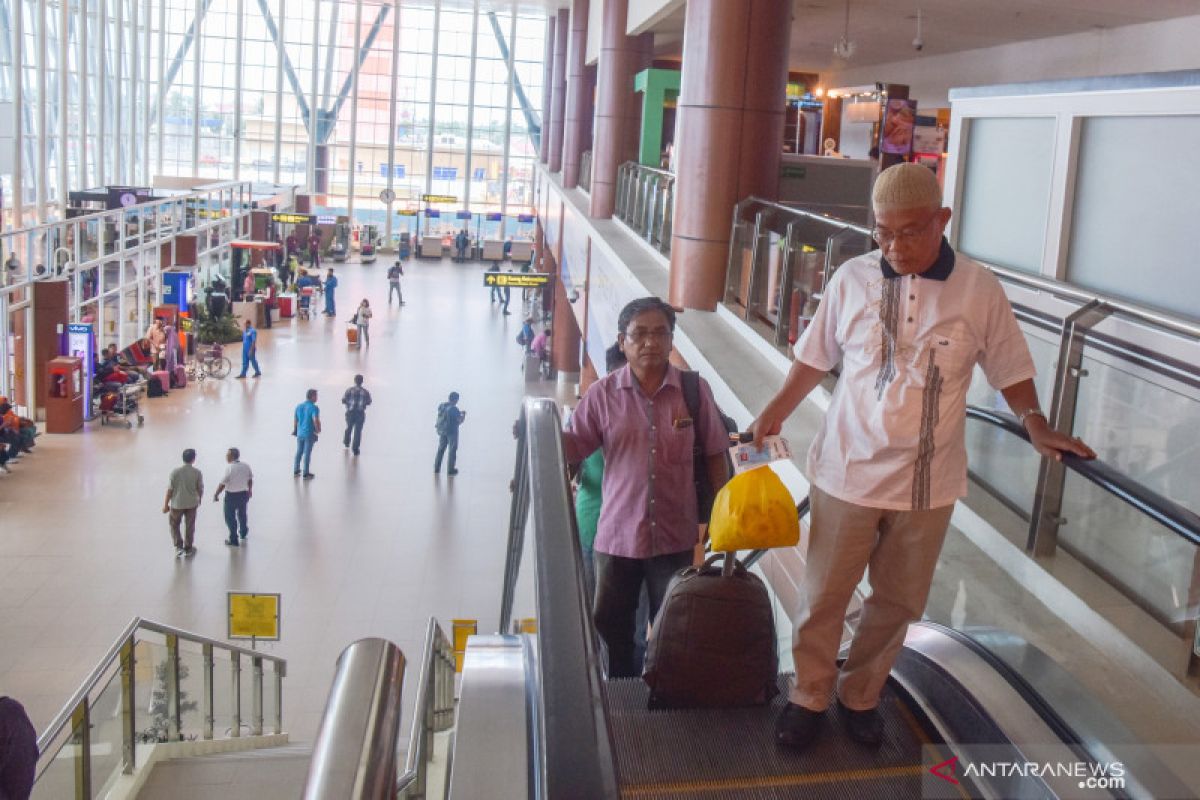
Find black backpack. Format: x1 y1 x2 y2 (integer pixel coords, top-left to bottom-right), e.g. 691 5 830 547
680 370 738 523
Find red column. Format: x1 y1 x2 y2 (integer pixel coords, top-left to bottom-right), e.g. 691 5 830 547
551 274 582 377
547 10 570 173
562 0 590 188
539 16 555 164
669 0 789 310
589 0 639 218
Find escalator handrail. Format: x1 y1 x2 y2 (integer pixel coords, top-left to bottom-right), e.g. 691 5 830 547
500 398 620 800
966 404 1200 546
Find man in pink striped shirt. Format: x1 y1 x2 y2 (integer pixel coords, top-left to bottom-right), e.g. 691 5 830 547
563 297 729 678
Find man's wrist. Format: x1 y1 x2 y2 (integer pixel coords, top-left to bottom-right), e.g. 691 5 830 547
1017 408 1046 428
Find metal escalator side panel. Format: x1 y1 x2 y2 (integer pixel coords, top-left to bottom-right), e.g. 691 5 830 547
898 623 1124 799
524 397 621 800
448 635 531 800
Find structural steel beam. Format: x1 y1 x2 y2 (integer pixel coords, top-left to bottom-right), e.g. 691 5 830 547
487 10 540 147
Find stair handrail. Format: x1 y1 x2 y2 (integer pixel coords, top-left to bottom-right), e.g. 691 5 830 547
34 616 287 797
301 620 455 800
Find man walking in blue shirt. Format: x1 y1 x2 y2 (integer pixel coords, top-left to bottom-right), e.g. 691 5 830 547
293 389 321 478
235 320 262 378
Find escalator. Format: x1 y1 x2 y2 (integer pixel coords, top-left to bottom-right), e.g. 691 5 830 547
297 397 1195 799
473 398 1189 800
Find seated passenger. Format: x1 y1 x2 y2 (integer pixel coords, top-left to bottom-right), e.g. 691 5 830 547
561 297 730 679
0 402 35 453
752 163 1097 750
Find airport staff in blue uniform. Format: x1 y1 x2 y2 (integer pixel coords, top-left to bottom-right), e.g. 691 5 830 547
323 268 338 316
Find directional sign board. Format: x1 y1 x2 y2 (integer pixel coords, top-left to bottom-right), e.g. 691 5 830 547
271 213 316 225
483 273 552 289
421 194 457 204
228 592 281 641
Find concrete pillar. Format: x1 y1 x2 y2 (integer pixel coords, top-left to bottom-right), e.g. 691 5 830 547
539 16 555 164
562 0 590 189
547 10 569 172
669 0 790 311
589 0 640 218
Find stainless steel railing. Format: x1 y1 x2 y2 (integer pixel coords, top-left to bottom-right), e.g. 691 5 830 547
614 162 674 254
578 150 593 193
32 617 286 799
301 619 456 799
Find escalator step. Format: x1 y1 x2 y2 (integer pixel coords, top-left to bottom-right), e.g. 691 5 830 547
605 674 934 799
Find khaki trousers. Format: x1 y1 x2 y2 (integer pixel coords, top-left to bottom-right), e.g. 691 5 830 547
168 507 198 550
789 485 953 712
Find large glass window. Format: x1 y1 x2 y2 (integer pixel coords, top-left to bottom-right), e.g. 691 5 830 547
1 0 545 224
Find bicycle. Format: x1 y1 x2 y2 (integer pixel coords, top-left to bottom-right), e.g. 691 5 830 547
190 342 232 381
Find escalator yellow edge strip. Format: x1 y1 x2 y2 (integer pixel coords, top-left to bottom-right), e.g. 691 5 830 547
620 764 926 797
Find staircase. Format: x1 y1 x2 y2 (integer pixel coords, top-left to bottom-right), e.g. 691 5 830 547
136 743 312 800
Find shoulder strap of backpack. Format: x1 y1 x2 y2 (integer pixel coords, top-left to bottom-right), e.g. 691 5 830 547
680 370 705 453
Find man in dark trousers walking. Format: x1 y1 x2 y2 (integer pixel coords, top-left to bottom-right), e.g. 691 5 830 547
342 374 372 456
387 260 405 305
434 391 466 476
213 447 253 546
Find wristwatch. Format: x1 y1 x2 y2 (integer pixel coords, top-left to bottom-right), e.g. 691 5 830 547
1017 408 1046 427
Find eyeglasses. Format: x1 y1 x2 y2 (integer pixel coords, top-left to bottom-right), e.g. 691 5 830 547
623 328 672 344
871 212 940 247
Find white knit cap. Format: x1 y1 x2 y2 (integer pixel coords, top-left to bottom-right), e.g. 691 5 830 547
872 163 942 210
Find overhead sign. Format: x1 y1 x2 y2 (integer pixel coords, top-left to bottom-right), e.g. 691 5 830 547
455 210 472 219
398 209 418 217
421 194 457 204
316 214 338 225
484 272 551 288
424 209 441 218
271 212 316 225
516 213 534 223
228 592 281 641
485 212 502 222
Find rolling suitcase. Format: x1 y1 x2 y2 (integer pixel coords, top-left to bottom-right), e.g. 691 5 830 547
345 323 358 346
172 365 187 388
150 370 170 396
642 553 779 709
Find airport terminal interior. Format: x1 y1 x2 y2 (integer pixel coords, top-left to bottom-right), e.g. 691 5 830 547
1 0 1199 798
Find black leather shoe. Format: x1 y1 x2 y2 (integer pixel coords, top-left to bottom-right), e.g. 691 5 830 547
775 703 823 749
838 701 883 746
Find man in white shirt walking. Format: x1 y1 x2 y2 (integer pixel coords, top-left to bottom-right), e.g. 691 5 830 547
752 163 1096 750
213 447 254 547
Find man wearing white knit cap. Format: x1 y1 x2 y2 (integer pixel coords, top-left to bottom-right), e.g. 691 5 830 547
752 163 1095 750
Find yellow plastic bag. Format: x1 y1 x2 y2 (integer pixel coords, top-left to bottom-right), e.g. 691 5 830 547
709 467 800 552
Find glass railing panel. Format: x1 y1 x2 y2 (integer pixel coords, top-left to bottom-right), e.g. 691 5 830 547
1058 472 1193 632
263 661 279 735
511 511 539 634
212 650 239 738
963 332 1059 517
134 641 170 744
1071 350 1199 512
178 645 207 741
240 657 258 735
87 670 126 799
726 220 756 306
30 718 80 800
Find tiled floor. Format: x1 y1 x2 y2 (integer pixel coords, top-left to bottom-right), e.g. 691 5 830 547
0 255 557 743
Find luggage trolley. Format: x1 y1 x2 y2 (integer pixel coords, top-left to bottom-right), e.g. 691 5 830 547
96 382 145 428
297 287 316 319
